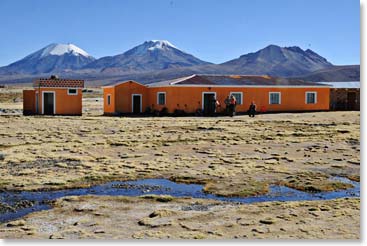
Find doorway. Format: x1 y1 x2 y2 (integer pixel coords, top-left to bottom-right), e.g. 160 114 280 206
43 92 55 115
132 94 142 113
347 92 358 110
202 92 216 115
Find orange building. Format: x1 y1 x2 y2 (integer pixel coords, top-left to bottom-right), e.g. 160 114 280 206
23 77 84 115
103 74 331 115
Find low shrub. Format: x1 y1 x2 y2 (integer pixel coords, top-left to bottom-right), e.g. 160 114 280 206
173 109 186 116
144 106 152 114
160 107 168 116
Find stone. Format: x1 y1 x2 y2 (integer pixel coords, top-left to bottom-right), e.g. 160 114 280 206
259 218 276 225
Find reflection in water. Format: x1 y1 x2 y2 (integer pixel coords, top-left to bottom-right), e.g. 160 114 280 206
0 177 360 223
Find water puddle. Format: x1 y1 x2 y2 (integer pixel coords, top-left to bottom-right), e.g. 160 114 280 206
0 177 360 223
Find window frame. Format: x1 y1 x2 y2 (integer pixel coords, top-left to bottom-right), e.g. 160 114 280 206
230 92 243 105
107 94 111 105
157 92 166 105
67 88 78 95
269 92 281 105
305 91 317 104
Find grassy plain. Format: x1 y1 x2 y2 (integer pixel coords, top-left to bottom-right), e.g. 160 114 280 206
0 87 360 239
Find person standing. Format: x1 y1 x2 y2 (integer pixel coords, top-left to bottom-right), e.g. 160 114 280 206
210 96 218 116
215 98 221 111
229 95 237 117
224 96 230 116
248 101 256 117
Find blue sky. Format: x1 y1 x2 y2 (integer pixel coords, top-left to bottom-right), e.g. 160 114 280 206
0 0 360 66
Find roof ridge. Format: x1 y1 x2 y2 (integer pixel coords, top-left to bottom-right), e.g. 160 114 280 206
102 80 146 88
169 74 197 85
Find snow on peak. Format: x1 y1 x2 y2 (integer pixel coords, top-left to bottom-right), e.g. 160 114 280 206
41 43 91 58
148 40 177 51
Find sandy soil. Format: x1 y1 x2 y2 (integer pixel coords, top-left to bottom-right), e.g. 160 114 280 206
0 89 360 239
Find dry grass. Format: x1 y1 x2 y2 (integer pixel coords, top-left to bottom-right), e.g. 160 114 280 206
0 88 360 239
0 195 360 239
0 100 360 197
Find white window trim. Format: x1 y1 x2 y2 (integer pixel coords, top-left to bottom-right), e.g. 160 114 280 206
67 88 78 95
230 91 243 105
107 94 111 105
305 91 317 104
41 91 56 115
35 91 39 114
131 94 142 113
269 92 281 105
202 92 217 111
157 92 166 105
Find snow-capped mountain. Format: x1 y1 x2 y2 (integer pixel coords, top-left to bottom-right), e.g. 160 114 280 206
0 42 359 85
83 40 210 73
147 40 178 51
0 43 95 75
38 43 92 58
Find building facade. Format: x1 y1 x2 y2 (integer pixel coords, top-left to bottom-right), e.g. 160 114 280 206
319 82 360 111
23 77 84 115
103 75 331 115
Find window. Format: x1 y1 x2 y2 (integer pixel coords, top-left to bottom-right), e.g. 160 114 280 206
230 92 243 105
157 92 166 105
68 88 77 95
269 92 281 104
306 92 317 104
107 95 111 105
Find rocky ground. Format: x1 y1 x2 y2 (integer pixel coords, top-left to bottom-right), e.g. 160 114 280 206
0 88 360 239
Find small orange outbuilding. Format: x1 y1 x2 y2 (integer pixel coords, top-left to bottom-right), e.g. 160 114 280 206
23 77 84 115
103 74 331 115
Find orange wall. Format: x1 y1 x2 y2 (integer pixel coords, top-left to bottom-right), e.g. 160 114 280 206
23 90 36 115
103 87 115 114
30 88 82 115
103 82 330 114
148 86 330 113
103 81 149 114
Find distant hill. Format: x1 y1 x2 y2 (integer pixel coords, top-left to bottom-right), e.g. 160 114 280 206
290 65 360 82
220 45 333 77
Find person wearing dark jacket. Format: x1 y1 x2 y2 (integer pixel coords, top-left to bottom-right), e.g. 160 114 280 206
224 96 230 115
248 101 256 117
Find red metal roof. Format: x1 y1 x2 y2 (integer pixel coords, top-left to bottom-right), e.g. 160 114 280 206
146 74 329 87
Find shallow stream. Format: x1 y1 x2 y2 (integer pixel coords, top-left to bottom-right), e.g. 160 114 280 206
0 176 360 223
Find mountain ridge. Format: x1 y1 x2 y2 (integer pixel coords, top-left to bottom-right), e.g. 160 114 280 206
0 41 359 85
290 65 360 82
83 40 211 73
221 45 333 76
